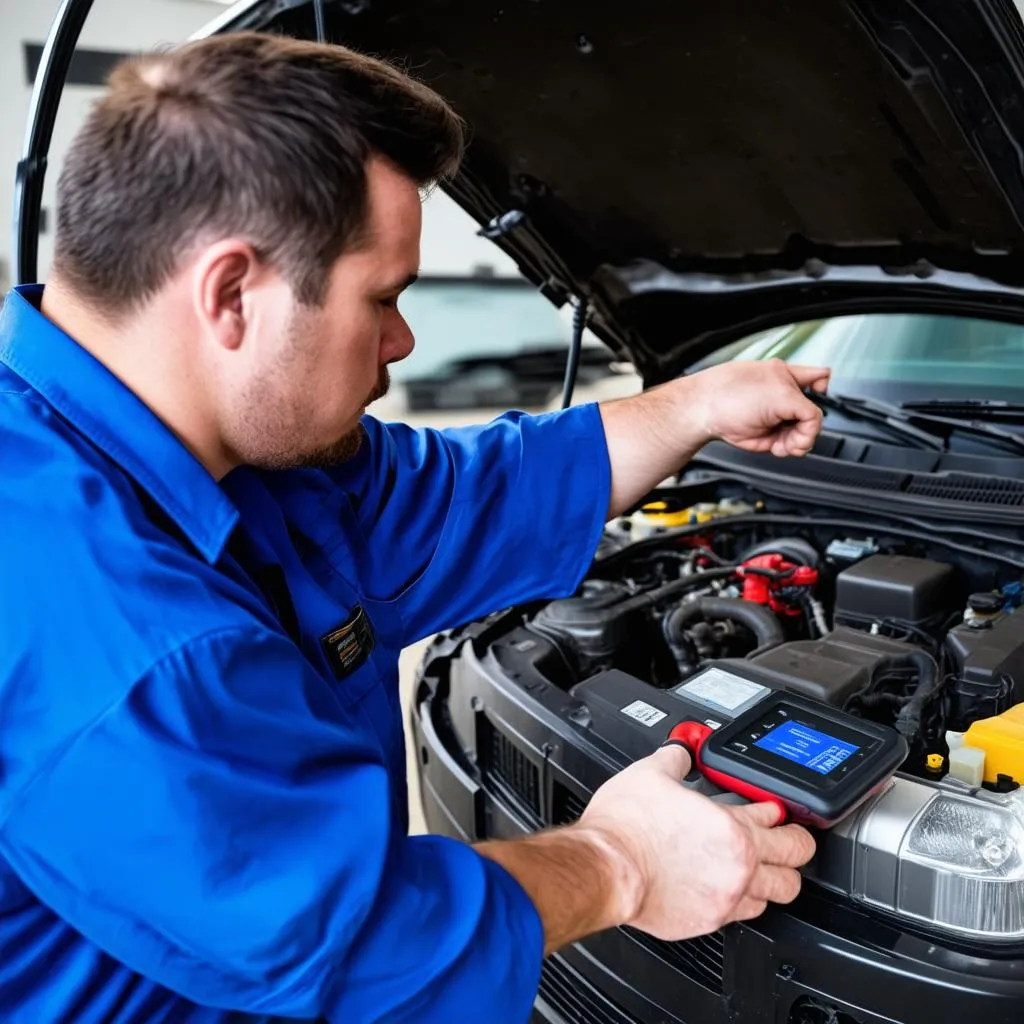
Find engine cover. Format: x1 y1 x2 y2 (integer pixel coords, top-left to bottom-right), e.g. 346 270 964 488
833 554 961 635
743 626 922 706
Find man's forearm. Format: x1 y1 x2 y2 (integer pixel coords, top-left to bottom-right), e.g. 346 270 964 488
598 376 711 519
474 825 640 955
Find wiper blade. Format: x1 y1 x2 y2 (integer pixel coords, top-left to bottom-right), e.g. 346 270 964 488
806 391 945 451
808 391 1024 454
901 398 1024 420
899 402 1024 454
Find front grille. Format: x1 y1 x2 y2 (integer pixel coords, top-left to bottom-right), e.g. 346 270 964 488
622 926 726 992
482 726 541 820
552 781 589 825
536 956 642 1024
552 782 726 992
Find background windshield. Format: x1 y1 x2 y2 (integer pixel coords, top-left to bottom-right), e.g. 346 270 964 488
691 313 1024 404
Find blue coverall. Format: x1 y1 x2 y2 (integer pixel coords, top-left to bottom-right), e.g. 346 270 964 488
0 285 611 1023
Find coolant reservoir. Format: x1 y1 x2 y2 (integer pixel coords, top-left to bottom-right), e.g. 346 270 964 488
963 704 1024 786
624 498 755 539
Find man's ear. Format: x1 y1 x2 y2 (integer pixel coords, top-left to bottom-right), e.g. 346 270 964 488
192 240 262 351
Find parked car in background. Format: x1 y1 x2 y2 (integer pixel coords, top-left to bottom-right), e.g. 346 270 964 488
404 344 617 410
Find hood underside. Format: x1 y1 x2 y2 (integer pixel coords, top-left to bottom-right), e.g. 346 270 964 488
243 0 1024 382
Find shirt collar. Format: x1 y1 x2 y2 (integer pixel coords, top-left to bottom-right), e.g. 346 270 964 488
0 285 239 563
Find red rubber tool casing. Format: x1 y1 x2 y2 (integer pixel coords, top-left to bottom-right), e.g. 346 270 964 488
664 721 789 822
661 689 908 829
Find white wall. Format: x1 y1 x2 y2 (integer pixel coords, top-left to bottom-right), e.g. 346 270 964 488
0 0 519 290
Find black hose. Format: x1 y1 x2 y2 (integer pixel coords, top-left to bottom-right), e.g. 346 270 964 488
612 567 737 614
737 536 820 567
847 651 940 739
665 597 785 651
892 651 941 739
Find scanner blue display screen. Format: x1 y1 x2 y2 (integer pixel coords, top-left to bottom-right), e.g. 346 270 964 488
753 720 859 775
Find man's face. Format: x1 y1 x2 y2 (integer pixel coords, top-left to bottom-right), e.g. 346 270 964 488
222 157 421 470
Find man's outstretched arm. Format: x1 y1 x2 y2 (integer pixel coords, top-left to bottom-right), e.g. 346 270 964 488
333 357 829 647
476 743 817 956
599 358 831 518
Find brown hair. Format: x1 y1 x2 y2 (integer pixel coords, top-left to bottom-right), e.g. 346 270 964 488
52 31 465 311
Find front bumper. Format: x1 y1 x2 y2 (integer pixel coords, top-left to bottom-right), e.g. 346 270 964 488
409 639 1024 1024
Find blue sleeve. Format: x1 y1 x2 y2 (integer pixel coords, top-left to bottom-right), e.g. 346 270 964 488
341 402 611 643
0 628 542 1023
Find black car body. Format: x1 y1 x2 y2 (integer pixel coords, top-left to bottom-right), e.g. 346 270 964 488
21 1 1024 1022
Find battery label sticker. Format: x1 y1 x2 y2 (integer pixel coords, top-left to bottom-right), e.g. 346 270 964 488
620 700 668 727
678 667 770 713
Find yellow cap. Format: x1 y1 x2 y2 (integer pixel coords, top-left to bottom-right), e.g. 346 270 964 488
963 704 1024 785
926 753 944 771
638 501 695 528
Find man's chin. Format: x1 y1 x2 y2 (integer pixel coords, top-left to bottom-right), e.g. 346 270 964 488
295 423 368 469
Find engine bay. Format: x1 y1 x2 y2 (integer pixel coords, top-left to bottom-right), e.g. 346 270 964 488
523 495 1024 793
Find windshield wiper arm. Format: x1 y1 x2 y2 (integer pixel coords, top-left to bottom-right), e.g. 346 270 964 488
897 401 1024 453
806 391 945 450
901 398 1024 421
806 391 1024 454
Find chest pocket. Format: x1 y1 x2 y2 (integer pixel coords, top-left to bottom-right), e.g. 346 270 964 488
298 546 406 781
224 472 398 714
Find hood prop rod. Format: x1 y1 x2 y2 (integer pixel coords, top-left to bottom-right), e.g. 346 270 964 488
13 0 95 286
473 206 585 409
561 295 587 410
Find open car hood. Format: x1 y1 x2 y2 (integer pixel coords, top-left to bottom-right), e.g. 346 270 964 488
24 0 1024 384
265 0 1024 384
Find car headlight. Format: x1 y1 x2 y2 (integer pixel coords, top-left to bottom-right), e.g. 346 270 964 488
812 778 1024 942
900 792 1024 938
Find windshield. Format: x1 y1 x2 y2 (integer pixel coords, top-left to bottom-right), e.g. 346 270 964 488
691 313 1024 404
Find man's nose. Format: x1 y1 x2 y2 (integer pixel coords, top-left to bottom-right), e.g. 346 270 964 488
381 311 414 365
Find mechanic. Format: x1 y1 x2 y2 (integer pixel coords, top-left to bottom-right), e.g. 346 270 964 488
0 31 827 1024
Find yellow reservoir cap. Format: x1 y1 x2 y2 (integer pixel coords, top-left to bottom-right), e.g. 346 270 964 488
638 500 703 527
963 704 1024 785
637 499 753 528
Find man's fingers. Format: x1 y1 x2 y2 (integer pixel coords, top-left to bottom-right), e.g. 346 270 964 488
732 800 785 828
730 804 818 867
747 864 804 905
754 822 818 868
647 741 693 782
786 364 831 392
728 896 768 923
768 398 822 457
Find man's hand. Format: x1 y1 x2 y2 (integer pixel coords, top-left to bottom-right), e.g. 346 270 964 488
694 360 830 458
475 744 816 955
599 358 831 518
576 744 816 940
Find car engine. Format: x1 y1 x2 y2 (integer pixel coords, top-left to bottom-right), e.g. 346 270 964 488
523 498 1024 789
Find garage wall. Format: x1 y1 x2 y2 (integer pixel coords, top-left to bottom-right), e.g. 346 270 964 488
0 0 518 292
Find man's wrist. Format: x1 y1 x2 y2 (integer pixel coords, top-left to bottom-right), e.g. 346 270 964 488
474 820 648 954
658 374 718 450
597 373 717 518
567 822 647 931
